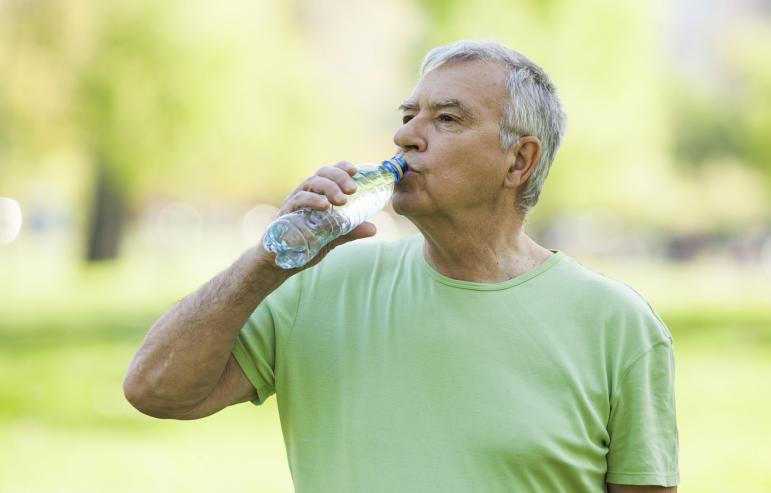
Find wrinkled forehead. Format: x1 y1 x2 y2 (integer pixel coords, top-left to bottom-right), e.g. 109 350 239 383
404 59 509 120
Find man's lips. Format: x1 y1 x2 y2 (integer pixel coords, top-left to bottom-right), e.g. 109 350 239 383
401 169 419 180
396 168 418 186
398 155 419 175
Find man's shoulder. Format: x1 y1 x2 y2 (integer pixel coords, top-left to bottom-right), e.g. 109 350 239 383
554 255 649 306
553 254 671 339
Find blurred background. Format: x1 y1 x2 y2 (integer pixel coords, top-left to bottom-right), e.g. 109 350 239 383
1 0 770 491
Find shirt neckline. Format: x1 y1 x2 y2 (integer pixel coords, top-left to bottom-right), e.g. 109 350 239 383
415 237 565 291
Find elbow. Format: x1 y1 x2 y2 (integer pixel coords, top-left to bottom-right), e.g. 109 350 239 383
123 373 194 420
123 373 163 418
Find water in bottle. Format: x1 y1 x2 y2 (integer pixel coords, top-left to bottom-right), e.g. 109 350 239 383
263 155 408 269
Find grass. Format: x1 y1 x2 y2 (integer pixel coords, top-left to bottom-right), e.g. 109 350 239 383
2 235 770 492
0 307 293 493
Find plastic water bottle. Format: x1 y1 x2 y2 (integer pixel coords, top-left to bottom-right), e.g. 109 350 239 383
263 155 408 269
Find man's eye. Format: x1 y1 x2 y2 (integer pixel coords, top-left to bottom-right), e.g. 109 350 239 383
402 115 413 124
437 114 457 123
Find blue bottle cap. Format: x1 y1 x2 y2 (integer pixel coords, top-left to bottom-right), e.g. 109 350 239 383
382 155 409 183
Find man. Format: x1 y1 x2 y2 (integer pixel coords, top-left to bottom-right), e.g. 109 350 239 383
124 40 679 492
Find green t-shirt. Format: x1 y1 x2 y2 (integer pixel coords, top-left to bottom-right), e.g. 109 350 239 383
232 234 679 492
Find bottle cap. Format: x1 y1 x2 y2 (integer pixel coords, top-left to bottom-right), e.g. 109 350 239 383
382 155 409 182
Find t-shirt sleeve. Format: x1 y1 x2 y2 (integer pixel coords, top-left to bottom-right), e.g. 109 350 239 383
231 272 303 406
606 340 680 487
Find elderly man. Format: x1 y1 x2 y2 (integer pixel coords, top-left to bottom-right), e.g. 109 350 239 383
124 40 679 492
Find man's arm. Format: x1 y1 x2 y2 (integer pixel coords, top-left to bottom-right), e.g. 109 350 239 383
123 162 373 420
123 245 291 419
608 484 677 492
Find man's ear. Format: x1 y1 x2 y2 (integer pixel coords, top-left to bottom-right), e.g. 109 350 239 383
504 136 542 189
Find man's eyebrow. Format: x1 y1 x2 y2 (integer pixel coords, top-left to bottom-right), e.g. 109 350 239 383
398 99 476 119
398 101 418 112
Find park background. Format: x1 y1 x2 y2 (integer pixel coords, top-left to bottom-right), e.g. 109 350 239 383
1 0 770 491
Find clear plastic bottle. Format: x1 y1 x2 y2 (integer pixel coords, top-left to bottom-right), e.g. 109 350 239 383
263 155 408 269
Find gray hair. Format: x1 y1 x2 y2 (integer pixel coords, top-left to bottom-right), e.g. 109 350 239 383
420 40 567 217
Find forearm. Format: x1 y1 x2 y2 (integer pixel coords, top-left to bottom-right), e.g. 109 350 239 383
123 245 289 417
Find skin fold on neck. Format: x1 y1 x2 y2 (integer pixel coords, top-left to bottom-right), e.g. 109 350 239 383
411 201 553 284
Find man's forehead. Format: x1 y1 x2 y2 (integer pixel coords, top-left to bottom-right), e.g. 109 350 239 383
399 60 508 117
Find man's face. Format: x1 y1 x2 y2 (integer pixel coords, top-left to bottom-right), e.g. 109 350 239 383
392 59 512 219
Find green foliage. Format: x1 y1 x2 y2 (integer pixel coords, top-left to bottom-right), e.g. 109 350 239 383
74 2 209 191
0 0 384 204
671 91 746 167
667 21 771 187
0 0 231 198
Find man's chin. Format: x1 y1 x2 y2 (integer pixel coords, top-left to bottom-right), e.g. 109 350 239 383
391 192 411 216
391 198 407 216
391 192 424 218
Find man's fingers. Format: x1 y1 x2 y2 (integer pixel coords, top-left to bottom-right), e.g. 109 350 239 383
317 164 358 195
302 175 349 206
301 221 376 269
284 164 359 212
332 161 359 177
338 222 377 243
283 190 330 214
325 222 376 251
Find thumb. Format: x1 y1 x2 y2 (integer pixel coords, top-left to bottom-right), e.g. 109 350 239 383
335 221 377 245
294 221 377 269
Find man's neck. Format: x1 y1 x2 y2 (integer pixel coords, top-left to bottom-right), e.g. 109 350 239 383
411 210 553 284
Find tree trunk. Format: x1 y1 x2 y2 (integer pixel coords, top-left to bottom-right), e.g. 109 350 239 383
86 161 126 262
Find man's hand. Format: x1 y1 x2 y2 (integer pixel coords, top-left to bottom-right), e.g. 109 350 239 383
256 161 377 270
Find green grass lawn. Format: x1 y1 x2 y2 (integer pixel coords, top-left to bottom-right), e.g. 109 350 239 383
2 238 770 492
0 305 294 493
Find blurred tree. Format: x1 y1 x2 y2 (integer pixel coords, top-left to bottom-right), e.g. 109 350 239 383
0 0 256 260
0 0 225 260
74 2 231 260
671 24 771 186
0 0 366 260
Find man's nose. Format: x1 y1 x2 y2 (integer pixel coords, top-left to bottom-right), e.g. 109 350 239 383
393 119 427 154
